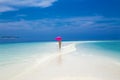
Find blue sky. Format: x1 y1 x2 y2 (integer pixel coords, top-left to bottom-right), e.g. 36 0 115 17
0 0 120 42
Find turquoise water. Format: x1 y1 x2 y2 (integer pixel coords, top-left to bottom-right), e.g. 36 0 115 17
0 42 57 65
76 41 120 60
0 41 120 66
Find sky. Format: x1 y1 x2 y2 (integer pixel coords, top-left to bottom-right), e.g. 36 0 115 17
0 0 120 42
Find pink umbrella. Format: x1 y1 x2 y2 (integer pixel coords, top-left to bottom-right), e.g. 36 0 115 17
55 36 62 41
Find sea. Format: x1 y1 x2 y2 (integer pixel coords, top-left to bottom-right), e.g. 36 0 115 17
0 41 120 65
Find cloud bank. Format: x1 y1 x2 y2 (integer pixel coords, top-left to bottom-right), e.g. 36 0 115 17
0 16 119 33
0 16 120 41
0 0 57 12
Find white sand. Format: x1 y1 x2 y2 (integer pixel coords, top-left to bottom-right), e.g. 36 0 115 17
0 43 120 80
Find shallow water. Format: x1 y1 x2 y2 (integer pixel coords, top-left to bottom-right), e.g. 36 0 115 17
0 41 120 66
76 41 120 60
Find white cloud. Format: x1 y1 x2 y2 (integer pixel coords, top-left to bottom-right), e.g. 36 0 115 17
0 0 57 12
0 5 16 12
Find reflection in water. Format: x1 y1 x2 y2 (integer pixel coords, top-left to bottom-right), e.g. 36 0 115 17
56 49 62 64
57 49 62 65
58 51 62 64
56 43 76 65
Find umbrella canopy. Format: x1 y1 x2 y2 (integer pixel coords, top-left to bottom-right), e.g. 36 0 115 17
55 36 62 41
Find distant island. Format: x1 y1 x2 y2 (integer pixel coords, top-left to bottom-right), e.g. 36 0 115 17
0 35 19 39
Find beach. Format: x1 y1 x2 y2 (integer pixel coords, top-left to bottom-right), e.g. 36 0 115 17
0 41 120 80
